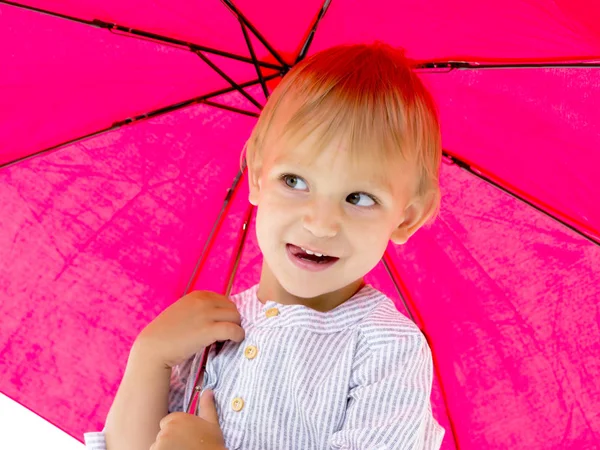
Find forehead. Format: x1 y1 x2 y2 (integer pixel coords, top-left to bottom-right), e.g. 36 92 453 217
267 131 416 196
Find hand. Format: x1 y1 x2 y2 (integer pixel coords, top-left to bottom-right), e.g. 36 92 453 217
134 290 245 369
149 389 226 450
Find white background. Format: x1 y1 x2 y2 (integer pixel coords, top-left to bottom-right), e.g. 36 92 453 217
0 393 85 449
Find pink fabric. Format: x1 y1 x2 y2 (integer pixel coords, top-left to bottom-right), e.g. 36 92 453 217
1 1 599 449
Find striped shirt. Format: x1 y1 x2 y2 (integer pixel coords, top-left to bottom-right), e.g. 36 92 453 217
84 284 445 449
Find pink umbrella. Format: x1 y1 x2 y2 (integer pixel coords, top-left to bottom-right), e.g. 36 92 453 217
1 1 599 448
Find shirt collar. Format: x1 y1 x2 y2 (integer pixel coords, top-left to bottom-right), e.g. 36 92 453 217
234 284 387 334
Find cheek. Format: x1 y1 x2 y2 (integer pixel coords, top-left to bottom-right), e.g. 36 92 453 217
260 189 300 218
254 208 273 256
346 217 393 253
254 198 294 242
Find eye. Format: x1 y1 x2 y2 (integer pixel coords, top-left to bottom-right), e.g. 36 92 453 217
346 192 377 207
281 174 308 190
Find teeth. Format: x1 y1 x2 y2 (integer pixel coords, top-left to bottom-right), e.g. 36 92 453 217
301 247 325 257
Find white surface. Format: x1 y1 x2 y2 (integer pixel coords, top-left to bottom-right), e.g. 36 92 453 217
0 392 85 449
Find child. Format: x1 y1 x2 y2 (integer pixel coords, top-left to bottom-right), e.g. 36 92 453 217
84 43 446 450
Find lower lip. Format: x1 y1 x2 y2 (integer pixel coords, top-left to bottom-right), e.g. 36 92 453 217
286 244 339 272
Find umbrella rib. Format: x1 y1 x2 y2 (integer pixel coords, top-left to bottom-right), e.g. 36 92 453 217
0 75 278 170
183 166 248 296
443 151 600 247
224 204 255 297
0 0 284 71
196 51 264 111
381 253 417 326
381 252 461 449
201 100 260 117
415 60 600 70
294 0 332 64
220 0 288 69
240 20 270 100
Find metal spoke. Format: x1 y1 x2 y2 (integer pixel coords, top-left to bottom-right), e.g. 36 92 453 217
220 0 288 68
225 204 255 296
0 75 279 170
382 247 461 450
443 151 599 247
415 60 600 71
202 100 260 117
0 0 284 70
382 254 416 325
183 167 247 296
240 20 270 100
295 0 332 64
196 51 263 111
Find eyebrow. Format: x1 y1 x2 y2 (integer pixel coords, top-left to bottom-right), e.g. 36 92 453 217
352 164 396 196
359 180 394 201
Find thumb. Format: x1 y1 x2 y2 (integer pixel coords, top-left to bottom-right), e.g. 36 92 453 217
199 389 220 425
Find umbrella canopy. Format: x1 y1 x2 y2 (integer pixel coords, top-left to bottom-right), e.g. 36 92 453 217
1 1 599 449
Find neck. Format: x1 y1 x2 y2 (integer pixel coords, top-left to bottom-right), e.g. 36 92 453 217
256 262 365 312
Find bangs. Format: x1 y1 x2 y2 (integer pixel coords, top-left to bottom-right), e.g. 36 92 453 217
277 87 414 173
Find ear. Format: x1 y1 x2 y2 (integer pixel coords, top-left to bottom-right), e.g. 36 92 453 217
248 161 262 206
390 191 438 245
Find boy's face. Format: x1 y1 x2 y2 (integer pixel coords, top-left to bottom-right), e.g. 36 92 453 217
249 131 425 299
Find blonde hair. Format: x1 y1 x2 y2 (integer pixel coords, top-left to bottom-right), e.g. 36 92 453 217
244 42 442 225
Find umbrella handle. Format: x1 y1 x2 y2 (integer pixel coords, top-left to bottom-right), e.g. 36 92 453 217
185 341 224 414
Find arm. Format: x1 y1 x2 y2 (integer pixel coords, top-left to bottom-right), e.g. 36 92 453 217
84 343 194 450
328 331 445 450
102 343 171 450
83 348 197 450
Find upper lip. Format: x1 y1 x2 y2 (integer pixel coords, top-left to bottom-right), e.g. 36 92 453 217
289 243 339 258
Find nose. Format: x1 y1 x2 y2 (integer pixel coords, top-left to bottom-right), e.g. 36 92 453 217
302 198 341 238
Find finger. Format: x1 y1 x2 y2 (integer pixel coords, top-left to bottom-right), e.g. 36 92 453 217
199 390 220 425
208 308 242 325
209 322 246 343
159 412 182 429
158 415 170 430
213 297 239 309
192 291 238 310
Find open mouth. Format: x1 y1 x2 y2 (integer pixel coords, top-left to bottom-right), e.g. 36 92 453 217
286 243 339 271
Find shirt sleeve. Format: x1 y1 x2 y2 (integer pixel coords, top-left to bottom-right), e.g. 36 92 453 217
82 353 197 449
167 352 196 413
328 330 445 450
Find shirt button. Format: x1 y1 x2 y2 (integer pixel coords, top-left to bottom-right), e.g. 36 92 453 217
244 345 258 360
265 307 280 318
231 397 245 412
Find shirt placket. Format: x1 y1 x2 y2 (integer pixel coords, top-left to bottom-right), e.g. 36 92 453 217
223 303 282 449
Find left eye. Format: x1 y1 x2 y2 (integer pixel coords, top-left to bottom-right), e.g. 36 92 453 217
346 193 376 207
